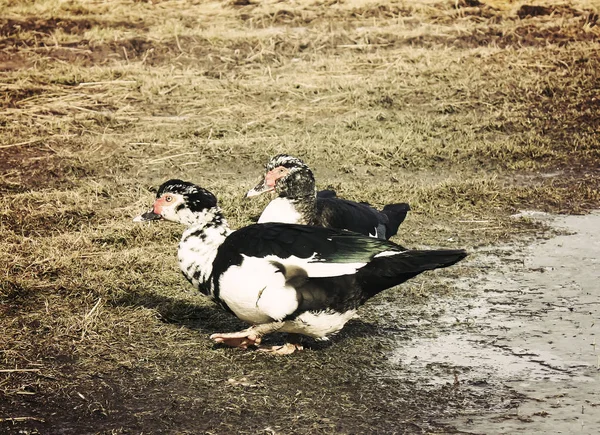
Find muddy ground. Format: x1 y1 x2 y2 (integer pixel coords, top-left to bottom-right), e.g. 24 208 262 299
388 211 600 434
4 212 597 433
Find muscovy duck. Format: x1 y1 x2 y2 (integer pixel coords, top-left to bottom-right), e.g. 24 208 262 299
246 154 410 240
134 179 466 354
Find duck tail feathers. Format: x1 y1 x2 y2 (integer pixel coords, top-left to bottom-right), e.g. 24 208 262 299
358 248 467 298
381 203 411 238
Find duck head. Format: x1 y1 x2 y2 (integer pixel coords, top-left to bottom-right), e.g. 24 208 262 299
134 179 218 225
246 154 316 199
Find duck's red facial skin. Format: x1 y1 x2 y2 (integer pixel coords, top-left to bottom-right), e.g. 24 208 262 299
153 194 175 215
265 166 288 188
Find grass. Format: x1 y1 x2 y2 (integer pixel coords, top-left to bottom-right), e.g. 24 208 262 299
1 0 600 433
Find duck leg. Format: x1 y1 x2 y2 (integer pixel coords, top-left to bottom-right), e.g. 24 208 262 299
210 322 284 349
257 342 304 355
257 333 304 355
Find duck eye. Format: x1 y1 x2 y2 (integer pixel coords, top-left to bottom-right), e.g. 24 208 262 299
165 195 173 202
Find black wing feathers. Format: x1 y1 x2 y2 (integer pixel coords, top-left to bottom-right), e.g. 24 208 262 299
317 198 385 236
316 198 410 239
220 223 405 264
213 223 466 317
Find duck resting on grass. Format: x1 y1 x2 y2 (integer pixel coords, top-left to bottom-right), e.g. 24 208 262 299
246 154 411 240
134 179 466 354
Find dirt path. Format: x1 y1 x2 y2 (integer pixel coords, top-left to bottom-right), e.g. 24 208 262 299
387 211 600 433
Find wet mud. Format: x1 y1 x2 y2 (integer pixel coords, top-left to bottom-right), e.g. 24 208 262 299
386 211 600 433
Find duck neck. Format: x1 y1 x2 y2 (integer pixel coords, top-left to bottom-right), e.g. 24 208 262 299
286 193 318 225
177 206 232 297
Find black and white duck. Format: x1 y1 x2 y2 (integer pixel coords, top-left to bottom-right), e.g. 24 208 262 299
246 154 410 240
135 179 466 354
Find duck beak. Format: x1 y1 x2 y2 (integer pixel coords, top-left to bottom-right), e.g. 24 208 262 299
133 210 162 222
245 179 274 198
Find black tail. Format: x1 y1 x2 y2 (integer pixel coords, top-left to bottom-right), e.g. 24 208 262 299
381 203 411 239
357 249 467 298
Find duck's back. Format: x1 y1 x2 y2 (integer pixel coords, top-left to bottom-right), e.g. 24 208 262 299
316 197 388 238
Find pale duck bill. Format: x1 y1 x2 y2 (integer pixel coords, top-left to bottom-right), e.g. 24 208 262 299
245 177 274 198
133 210 163 222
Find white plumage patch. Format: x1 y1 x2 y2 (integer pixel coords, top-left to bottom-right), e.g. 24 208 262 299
374 250 403 258
262 254 366 278
178 222 230 290
217 254 365 325
218 257 299 324
258 197 302 224
280 309 357 339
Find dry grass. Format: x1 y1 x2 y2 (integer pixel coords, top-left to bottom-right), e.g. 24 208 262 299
1 0 600 433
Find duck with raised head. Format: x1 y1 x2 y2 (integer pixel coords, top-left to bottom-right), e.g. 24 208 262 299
246 154 410 240
135 179 466 354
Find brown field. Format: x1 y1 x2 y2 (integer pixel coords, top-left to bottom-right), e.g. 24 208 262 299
1 0 599 433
